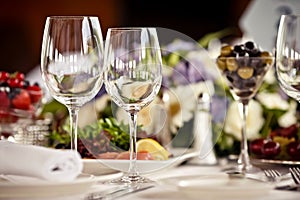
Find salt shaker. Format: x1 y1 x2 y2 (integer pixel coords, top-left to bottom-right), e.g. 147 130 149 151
188 92 217 165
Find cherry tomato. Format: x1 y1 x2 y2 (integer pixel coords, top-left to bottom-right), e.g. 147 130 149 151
15 72 25 81
7 78 19 88
0 71 9 82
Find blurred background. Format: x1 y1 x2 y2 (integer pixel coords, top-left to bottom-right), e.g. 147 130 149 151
0 0 251 74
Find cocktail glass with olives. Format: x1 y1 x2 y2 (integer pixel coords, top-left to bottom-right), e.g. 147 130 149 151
217 41 274 173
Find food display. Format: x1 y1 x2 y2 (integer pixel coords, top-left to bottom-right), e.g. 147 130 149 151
49 117 170 161
0 71 43 123
217 41 300 162
250 124 300 161
216 41 273 99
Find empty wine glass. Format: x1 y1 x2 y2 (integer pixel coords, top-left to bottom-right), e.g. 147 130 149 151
40 16 104 150
217 42 274 173
104 27 162 184
276 14 300 102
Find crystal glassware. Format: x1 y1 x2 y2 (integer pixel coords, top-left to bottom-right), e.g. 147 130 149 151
217 44 274 173
276 14 300 102
40 16 104 150
104 27 162 184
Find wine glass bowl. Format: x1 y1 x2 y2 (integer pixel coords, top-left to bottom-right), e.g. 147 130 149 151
40 16 104 150
217 42 274 173
276 15 300 102
217 56 274 100
104 27 162 184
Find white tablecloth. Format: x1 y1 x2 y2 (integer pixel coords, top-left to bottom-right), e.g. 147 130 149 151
3 163 299 200
88 164 299 200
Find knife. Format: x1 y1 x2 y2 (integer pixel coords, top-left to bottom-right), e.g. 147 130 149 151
275 184 300 191
85 184 154 200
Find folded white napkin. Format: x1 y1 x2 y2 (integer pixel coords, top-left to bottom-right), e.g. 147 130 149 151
0 140 83 182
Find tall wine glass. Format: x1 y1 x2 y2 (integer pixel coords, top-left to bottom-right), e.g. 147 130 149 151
276 15 300 103
217 43 274 173
40 16 104 151
104 27 162 184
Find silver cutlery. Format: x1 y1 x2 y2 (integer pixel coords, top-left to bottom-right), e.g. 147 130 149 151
289 167 300 185
275 167 300 191
227 170 272 182
85 183 154 200
263 169 282 182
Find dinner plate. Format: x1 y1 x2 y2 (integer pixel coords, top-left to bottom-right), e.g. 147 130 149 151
0 174 98 199
251 158 300 166
160 173 273 199
83 148 198 175
82 159 119 175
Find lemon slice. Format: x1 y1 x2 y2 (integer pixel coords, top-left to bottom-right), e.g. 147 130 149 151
136 138 169 160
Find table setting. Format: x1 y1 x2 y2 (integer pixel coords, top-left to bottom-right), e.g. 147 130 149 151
2 11 300 200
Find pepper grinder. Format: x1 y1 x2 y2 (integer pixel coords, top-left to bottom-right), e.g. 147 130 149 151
188 92 217 165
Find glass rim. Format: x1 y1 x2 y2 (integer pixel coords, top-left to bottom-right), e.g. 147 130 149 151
107 27 157 31
218 56 274 59
46 16 99 19
280 14 300 18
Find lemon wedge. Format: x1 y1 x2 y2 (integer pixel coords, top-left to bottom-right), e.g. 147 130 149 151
136 138 169 160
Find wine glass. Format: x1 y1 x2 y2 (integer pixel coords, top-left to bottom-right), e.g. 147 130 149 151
40 16 104 151
276 14 300 103
217 42 274 173
104 27 162 184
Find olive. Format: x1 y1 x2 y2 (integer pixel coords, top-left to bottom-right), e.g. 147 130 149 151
221 45 233 57
260 51 273 65
226 58 238 71
216 56 227 71
245 41 255 50
233 45 246 56
237 66 254 79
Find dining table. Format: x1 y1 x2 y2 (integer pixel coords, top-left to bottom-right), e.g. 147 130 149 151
63 159 300 200
1 159 300 200
1 140 300 200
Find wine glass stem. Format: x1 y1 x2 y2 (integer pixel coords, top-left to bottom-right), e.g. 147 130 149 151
128 110 139 177
68 107 80 151
238 100 251 172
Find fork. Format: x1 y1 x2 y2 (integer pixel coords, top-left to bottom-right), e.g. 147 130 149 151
263 169 282 182
289 167 300 185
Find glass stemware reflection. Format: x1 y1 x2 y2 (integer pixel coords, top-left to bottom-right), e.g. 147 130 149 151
104 28 162 184
217 55 274 173
40 16 104 150
276 15 300 103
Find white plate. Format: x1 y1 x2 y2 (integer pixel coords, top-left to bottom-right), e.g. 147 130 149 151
82 159 119 175
83 149 198 175
0 174 97 199
160 173 273 199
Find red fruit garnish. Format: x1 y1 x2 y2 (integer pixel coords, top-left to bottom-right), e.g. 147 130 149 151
11 89 31 110
7 78 19 88
261 141 281 158
26 84 42 104
0 91 10 108
287 141 300 160
280 124 298 139
0 71 9 82
270 124 298 139
15 72 25 81
250 138 267 156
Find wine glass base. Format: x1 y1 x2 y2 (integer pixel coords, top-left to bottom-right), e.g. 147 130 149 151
236 163 261 174
224 163 262 175
108 174 155 185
